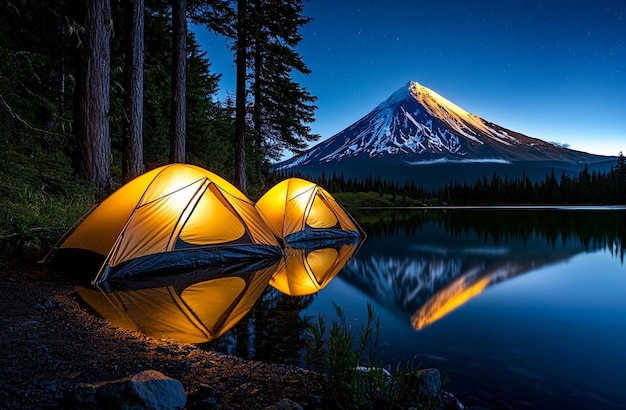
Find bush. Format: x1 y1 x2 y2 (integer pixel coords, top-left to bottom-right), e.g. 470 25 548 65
304 303 445 409
0 141 96 254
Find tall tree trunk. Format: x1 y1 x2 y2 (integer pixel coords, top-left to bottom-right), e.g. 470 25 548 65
122 0 145 183
170 0 187 163
253 6 263 180
234 0 247 193
78 0 112 192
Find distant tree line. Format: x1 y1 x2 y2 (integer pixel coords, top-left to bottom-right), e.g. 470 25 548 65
439 157 626 205
283 152 626 205
351 207 625 261
0 0 317 196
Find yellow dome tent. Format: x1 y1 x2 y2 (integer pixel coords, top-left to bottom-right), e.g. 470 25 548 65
255 178 365 244
55 164 281 284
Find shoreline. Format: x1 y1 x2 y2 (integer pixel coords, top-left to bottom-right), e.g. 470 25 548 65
0 256 326 409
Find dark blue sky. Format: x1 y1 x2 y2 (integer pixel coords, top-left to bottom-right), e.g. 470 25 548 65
195 0 625 157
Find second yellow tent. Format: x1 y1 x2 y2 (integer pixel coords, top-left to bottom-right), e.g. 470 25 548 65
255 178 364 244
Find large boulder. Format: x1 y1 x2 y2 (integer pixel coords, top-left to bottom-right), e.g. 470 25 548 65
65 369 186 410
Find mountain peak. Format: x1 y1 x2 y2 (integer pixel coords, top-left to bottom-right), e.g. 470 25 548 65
276 80 610 180
405 81 489 141
408 81 461 112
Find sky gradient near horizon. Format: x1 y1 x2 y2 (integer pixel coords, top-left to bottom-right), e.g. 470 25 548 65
194 0 625 157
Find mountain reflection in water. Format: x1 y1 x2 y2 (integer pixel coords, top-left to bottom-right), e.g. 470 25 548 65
334 208 626 410
344 208 625 330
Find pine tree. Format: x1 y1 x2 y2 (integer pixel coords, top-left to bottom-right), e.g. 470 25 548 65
615 152 626 203
577 164 591 202
186 37 230 175
170 0 187 164
77 0 113 191
617 151 625 175
233 0 248 193
190 0 317 192
248 0 318 163
122 0 145 183
0 0 77 148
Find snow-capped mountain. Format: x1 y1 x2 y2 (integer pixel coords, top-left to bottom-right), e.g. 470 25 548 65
275 81 613 188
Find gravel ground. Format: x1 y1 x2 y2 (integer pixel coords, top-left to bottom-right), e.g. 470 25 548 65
0 254 325 409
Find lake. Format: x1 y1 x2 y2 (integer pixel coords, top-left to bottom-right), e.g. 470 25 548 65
79 207 626 409
302 208 626 409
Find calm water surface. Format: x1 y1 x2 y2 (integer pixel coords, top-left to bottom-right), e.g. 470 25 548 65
80 208 626 409
305 208 626 409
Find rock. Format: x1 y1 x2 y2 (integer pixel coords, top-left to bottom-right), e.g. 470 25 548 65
66 369 186 410
18 237 43 260
201 396 218 408
129 370 186 409
156 345 170 354
32 303 47 312
416 368 441 398
32 299 53 312
306 394 323 407
439 391 466 409
265 398 304 410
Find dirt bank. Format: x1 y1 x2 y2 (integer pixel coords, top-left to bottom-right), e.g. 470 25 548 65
0 255 325 409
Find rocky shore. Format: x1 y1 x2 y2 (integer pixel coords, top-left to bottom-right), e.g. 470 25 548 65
0 254 332 409
0 249 465 409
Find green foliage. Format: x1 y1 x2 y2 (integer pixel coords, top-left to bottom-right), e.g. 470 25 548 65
0 139 96 240
304 303 380 408
0 1 81 155
304 302 443 409
303 315 327 372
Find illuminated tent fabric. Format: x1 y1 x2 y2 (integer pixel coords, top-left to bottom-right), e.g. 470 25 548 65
75 262 279 343
57 163 281 283
255 178 365 244
270 241 361 296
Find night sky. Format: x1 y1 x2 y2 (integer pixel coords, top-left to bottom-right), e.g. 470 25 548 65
194 0 625 157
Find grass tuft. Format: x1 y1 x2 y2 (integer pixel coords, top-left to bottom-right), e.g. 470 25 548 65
0 140 97 252
304 302 445 409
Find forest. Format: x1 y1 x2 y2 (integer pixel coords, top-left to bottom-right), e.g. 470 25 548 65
1 0 317 198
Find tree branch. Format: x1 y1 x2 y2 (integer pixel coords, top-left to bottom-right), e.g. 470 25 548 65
0 92 66 137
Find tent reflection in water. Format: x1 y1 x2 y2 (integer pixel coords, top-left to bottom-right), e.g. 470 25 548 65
75 241 360 343
53 164 281 284
75 262 279 344
256 178 365 244
271 241 362 296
